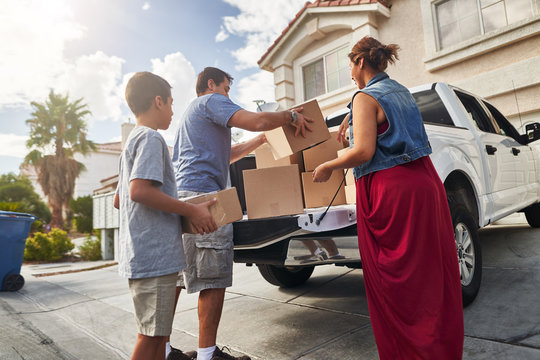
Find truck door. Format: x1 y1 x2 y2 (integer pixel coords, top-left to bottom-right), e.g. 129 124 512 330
454 91 516 219
482 101 534 211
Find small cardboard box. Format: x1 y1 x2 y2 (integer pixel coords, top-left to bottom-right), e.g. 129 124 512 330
243 165 304 219
303 129 346 171
264 99 330 160
337 148 355 185
255 143 303 171
181 187 243 234
345 184 356 204
301 170 346 208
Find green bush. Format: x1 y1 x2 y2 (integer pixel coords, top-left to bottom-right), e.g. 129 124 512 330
77 237 102 261
24 229 74 261
24 232 53 261
70 195 93 233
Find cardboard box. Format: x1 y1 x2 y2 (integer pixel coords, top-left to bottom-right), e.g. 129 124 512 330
264 99 330 159
255 143 303 171
301 170 346 208
337 148 355 185
345 184 356 204
243 165 304 219
181 187 243 234
303 129 346 171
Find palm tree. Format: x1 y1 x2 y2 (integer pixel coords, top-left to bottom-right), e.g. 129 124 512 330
24 90 96 228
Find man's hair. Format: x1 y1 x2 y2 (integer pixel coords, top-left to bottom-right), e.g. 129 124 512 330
196 67 233 96
125 72 172 116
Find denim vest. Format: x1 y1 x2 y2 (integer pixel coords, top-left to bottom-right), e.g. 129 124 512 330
349 72 431 179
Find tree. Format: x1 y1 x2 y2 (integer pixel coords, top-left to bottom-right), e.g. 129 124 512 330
70 195 93 233
0 173 51 226
24 90 95 229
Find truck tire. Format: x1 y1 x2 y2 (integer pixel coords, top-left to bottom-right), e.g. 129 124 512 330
257 264 314 287
449 203 482 307
524 203 540 228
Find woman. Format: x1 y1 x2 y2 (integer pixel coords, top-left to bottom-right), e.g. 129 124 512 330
312 36 464 359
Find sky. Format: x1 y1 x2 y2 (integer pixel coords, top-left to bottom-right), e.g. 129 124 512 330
0 0 308 175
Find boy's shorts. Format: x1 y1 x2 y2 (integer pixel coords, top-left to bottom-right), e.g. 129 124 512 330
178 190 234 294
128 272 177 337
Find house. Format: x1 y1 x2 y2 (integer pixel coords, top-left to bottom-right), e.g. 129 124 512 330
20 142 122 201
258 0 540 131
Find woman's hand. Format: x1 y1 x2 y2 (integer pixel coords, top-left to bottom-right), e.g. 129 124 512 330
337 113 350 143
312 163 333 183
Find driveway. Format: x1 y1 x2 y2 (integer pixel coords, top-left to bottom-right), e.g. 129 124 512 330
1 217 539 359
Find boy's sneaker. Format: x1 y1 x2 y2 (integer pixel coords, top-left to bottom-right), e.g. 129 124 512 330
211 346 251 360
167 346 197 360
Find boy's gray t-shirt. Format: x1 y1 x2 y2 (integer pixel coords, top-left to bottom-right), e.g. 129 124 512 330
117 126 186 279
172 93 242 192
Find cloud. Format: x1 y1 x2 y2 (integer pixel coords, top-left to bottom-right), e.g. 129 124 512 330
234 71 276 111
0 134 29 158
215 26 230 42
219 0 307 70
142 2 150 10
0 0 127 127
150 52 197 143
56 51 126 124
0 0 86 108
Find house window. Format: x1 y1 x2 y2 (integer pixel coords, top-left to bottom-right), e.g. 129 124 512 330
302 47 350 101
434 0 540 49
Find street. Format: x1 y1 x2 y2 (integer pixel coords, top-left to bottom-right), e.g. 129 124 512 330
1 216 539 359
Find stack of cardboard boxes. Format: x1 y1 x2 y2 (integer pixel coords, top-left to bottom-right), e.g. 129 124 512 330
180 99 355 230
243 99 352 220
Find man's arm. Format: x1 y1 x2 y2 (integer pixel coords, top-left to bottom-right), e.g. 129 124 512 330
129 179 217 235
228 107 313 137
230 133 266 164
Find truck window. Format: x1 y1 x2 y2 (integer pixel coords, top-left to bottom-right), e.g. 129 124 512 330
454 91 496 134
482 101 526 145
412 90 454 126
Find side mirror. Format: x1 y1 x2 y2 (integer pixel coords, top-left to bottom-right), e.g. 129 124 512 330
526 122 540 143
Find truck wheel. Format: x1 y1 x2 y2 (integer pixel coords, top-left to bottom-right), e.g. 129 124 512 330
524 203 540 228
450 204 482 307
257 264 314 287
2 274 25 292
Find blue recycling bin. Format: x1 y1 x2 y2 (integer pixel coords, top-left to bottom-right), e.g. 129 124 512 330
0 211 36 291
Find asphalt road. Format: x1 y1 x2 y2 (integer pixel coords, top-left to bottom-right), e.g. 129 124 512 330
1 216 539 359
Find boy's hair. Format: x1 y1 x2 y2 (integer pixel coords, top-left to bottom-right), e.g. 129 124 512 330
125 72 172 116
196 67 233 96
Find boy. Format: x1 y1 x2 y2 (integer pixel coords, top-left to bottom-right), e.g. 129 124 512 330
115 71 217 360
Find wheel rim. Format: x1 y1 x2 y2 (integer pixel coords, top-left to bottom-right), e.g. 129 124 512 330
455 222 475 286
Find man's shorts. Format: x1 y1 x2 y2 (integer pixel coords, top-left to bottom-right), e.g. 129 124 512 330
128 272 177 337
178 190 234 294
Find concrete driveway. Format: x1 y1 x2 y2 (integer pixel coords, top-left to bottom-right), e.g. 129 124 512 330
1 217 539 359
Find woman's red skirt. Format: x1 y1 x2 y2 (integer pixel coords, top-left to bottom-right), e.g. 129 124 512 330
355 156 464 359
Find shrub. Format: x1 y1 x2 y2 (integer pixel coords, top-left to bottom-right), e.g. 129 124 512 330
77 237 102 261
49 228 74 257
70 195 93 233
24 229 74 261
24 232 53 261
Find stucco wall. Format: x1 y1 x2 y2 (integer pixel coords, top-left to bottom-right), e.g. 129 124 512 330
262 0 540 129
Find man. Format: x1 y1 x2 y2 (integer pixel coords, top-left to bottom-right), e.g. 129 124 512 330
170 67 311 360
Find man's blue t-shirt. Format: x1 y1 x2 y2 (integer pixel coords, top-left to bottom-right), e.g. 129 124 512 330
172 93 242 192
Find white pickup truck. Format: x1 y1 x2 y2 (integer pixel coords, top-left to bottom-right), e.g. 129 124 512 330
230 82 540 306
